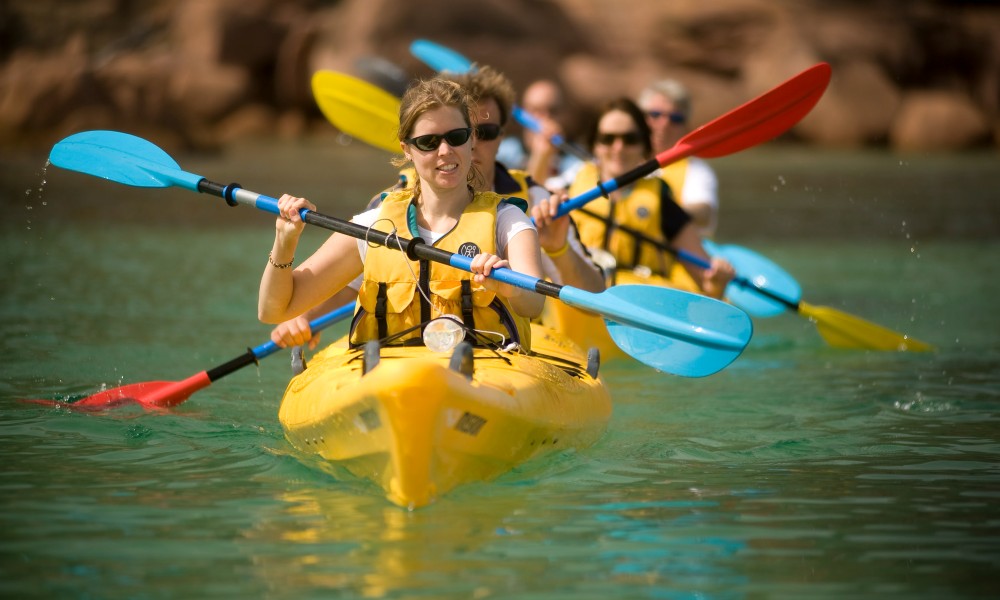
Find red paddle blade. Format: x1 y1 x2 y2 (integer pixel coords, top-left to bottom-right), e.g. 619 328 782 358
24 372 211 411
664 62 832 163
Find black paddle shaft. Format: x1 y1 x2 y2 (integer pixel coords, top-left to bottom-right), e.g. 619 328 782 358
196 178 565 301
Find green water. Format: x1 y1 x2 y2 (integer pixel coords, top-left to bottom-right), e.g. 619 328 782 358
1 140 998 598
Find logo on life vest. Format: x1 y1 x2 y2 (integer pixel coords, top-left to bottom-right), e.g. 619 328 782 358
457 242 481 258
636 206 650 219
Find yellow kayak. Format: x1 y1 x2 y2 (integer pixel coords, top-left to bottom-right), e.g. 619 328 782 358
542 265 700 361
278 324 611 509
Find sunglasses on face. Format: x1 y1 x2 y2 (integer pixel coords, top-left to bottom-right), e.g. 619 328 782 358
645 110 686 124
404 127 472 152
474 123 503 141
595 131 643 146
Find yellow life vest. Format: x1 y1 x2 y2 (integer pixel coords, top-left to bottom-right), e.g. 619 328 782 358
569 162 674 275
349 189 533 350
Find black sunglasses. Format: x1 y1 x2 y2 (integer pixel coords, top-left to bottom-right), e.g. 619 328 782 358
404 127 472 152
595 131 643 146
646 110 686 124
474 123 503 141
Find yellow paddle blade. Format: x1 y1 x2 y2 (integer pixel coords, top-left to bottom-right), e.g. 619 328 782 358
311 70 402 154
798 301 933 352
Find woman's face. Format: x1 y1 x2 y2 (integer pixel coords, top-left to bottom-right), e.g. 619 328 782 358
402 105 472 192
593 109 645 180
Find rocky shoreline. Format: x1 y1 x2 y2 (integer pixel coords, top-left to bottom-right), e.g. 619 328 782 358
1 0 997 154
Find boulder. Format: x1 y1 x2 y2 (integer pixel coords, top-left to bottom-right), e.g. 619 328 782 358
890 91 992 152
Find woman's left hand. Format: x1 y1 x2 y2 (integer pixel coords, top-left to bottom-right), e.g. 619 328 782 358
702 257 736 299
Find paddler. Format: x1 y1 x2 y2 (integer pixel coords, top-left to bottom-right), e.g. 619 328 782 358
268 67 605 351
259 78 543 351
568 97 734 299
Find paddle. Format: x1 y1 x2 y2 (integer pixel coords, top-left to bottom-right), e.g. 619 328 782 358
573 207 931 350
554 62 832 218
409 39 592 161
311 70 402 154
27 303 355 411
49 130 753 377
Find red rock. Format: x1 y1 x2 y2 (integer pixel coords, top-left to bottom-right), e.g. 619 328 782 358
890 91 991 152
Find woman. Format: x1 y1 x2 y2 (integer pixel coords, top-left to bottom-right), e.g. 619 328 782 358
260 78 544 350
568 97 733 298
393 66 604 294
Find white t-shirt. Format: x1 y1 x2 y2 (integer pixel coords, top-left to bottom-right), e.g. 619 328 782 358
346 202 536 290
677 156 718 212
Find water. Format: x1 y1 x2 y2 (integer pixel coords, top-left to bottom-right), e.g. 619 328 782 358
1 139 998 598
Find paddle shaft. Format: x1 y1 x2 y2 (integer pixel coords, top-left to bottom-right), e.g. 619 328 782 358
195 178 744 351
205 302 354 382
199 179 566 299
553 63 831 219
575 207 800 311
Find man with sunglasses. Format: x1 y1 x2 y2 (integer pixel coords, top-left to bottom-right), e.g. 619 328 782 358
638 79 719 238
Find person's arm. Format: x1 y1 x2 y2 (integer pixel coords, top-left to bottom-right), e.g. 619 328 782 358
524 117 562 185
473 228 545 319
679 159 719 236
531 191 605 293
259 194 364 323
671 223 733 299
657 180 732 298
269 287 359 349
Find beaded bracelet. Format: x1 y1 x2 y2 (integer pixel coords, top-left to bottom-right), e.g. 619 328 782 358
268 252 294 269
543 241 570 259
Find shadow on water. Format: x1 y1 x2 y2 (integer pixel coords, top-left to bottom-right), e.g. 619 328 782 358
1 139 999 598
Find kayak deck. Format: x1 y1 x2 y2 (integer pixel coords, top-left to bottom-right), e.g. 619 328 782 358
278 324 611 509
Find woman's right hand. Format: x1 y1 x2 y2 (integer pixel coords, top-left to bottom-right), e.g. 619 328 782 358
275 194 316 239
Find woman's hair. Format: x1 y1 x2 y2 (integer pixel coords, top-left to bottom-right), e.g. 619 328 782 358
393 77 484 190
586 97 653 158
444 64 516 127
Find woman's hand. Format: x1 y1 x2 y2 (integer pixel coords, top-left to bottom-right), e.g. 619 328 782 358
531 191 571 254
275 194 316 240
270 315 321 350
470 252 517 297
701 256 736 299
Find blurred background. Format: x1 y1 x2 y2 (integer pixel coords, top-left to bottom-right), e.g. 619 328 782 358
1 0 998 155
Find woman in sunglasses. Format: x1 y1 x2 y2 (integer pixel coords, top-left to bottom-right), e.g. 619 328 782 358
638 79 719 237
386 66 605 295
259 78 544 350
568 97 733 299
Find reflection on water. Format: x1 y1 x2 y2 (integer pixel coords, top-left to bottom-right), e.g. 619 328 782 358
1 142 999 598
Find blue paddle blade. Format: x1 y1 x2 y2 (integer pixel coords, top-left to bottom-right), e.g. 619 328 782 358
704 240 802 318
409 39 475 73
48 130 204 190
560 285 752 377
